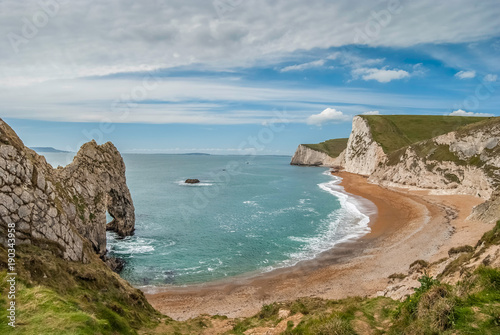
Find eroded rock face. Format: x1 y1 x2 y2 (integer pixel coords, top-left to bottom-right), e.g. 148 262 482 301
0 118 135 262
369 119 500 202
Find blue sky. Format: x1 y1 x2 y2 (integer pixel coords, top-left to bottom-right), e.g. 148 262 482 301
1 0 499 155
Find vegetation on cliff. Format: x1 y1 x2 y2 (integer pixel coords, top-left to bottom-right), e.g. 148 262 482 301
360 115 487 154
0 244 160 335
303 138 348 158
385 116 500 166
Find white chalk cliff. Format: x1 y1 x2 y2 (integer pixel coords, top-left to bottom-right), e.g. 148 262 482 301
342 116 386 176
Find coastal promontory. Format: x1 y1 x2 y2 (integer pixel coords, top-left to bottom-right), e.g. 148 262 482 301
0 118 158 333
0 118 135 261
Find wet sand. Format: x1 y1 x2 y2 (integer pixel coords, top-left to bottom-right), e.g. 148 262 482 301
145 171 489 321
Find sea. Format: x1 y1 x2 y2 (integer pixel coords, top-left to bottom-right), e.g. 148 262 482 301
42 153 374 287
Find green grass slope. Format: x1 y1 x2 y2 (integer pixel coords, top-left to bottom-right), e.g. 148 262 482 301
361 115 489 154
303 138 349 158
0 244 160 335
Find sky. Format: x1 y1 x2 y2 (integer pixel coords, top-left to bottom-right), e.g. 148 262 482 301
1 0 499 155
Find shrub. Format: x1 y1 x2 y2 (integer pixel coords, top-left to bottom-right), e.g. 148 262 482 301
414 274 440 295
448 245 474 257
388 273 407 280
313 317 354 335
478 220 500 247
257 303 280 319
409 260 429 270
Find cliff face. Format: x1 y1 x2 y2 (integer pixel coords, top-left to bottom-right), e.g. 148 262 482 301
368 119 499 198
347 116 499 220
0 118 135 262
342 116 386 176
290 144 340 166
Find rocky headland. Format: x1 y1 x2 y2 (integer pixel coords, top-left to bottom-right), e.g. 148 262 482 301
290 144 341 166
0 118 135 261
290 138 348 167
0 118 158 333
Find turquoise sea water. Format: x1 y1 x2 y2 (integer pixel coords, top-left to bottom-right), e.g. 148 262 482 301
42 153 373 286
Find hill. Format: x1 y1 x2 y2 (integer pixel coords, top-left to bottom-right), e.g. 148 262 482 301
30 146 70 153
360 115 488 154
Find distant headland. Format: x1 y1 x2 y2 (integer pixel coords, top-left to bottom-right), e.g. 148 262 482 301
30 146 71 153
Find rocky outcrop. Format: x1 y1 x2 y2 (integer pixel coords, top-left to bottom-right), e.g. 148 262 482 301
370 150 492 198
0 118 135 262
290 145 340 167
378 222 500 301
469 191 500 224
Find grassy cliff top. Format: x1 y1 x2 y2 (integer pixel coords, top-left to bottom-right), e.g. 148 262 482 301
303 138 348 158
360 115 489 154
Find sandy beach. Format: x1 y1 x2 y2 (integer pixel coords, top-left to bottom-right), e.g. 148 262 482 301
145 171 491 321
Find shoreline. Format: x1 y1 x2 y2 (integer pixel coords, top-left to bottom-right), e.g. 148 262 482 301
144 171 490 321
138 169 375 292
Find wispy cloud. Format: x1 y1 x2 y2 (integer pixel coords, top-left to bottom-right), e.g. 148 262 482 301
352 67 410 83
280 60 326 72
449 109 493 117
0 74 471 125
362 111 380 115
1 1 499 126
484 74 498 82
455 70 476 79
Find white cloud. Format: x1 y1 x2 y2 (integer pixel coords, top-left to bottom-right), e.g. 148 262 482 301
352 67 410 83
362 111 380 115
449 109 493 117
280 59 326 72
306 108 350 126
484 74 498 82
455 70 476 79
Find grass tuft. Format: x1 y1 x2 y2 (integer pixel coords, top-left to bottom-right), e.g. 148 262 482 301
448 245 474 257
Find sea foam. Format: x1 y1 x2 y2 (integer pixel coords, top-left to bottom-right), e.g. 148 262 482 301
266 170 376 271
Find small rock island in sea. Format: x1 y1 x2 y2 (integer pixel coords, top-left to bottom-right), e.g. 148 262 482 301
185 179 200 184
